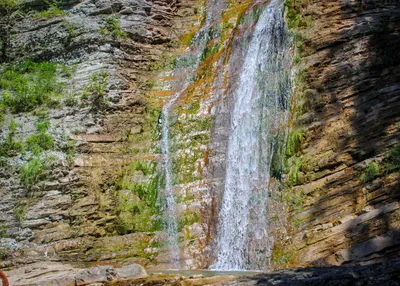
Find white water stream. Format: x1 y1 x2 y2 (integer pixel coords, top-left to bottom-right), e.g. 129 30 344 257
213 0 292 270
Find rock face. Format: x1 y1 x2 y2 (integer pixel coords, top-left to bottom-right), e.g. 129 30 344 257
6 262 147 285
0 0 205 268
0 0 399 273
227 259 400 286
278 0 400 268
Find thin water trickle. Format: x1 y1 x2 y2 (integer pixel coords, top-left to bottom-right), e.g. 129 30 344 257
212 0 292 270
159 0 225 268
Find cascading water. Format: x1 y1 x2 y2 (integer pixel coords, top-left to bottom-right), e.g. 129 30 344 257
212 0 292 270
159 0 224 268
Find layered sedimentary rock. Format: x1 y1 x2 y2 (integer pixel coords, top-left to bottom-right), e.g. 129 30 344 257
0 0 205 268
280 0 400 267
0 0 399 273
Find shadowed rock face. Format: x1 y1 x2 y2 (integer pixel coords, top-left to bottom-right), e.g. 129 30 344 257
229 259 400 286
280 0 400 267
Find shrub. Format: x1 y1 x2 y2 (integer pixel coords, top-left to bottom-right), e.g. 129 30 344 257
34 0 66 19
361 162 379 183
101 16 127 39
25 120 54 155
13 201 27 224
20 157 44 186
0 119 23 156
83 70 109 112
130 160 156 176
0 61 66 112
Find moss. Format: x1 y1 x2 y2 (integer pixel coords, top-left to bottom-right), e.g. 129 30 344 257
0 225 7 238
285 130 303 157
288 158 302 186
291 217 304 228
113 160 162 234
172 147 204 184
270 134 287 180
270 245 293 268
386 144 400 171
172 54 197 70
178 210 200 232
361 161 379 183
181 31 196 47
200 43 220 62
285 0 311 29
284 187 306 213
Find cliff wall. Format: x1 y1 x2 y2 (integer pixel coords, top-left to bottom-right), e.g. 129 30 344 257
0 0 205 267
279 0 400 267
1 0 399 271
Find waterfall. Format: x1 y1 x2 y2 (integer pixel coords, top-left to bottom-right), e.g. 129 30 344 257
212 0 292 270
159 0 224 268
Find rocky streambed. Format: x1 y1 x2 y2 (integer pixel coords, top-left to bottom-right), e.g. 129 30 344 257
4 259 400 285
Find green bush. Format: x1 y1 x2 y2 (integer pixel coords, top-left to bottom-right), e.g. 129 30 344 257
83 70 109 111
0 119 23 156
26 133 54 154
361 162 379 183
13 202 27 224
101 16 127 38
0 61 66 112
34 0 66 18
130 160 156 176
25 120 54 155
20 157 44 186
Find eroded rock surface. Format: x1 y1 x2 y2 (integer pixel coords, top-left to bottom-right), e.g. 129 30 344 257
279 0 400 268
6 262 147 286
0 0 204 268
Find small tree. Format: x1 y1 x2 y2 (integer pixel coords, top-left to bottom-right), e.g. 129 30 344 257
0 0 23 62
